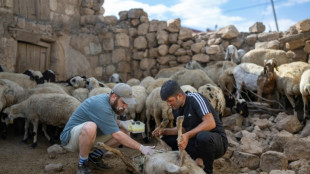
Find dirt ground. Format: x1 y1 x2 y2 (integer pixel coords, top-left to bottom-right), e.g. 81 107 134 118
0 128 240 174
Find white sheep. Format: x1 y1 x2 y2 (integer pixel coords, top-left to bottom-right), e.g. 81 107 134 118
0 79 24 110
126 78 141 86
181 85 197 93
145 87 174 137
204 61 237 86
241 48 295 66
125 85 147 121
3 93 81 148
0 72 37 88
146 78 169 94
198 84 226 119
72 88 89 102
85 77 111 97
170 69 216 90
300 69 310 121
140 76 155 89
233 63 264 100
155 66 185 79
36 82 75 95
23 69 44 84
67 75 87 88
275 61 310 119
224 45 241 64
108 73 123 83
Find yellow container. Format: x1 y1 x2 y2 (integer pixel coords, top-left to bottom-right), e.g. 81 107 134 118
129 121 145 133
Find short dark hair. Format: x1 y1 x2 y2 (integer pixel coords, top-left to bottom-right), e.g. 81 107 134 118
160 80 184 101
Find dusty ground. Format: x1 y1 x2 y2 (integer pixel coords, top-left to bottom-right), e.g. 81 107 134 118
0 128 240 174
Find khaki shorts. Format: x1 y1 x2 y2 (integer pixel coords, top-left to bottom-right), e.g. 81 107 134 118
63 123 112 152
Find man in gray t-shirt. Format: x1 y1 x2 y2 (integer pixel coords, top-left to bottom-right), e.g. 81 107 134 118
60 83 154 174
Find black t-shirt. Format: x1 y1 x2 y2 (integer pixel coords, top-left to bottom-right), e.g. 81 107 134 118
172 92 227 139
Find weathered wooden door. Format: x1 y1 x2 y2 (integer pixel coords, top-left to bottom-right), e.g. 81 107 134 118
16 41 50 73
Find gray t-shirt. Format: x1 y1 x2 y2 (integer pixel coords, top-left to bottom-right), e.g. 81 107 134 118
60 94 120 146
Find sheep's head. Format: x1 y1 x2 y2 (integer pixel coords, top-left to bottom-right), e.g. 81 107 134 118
86 77 99 90
108 73 123 83
42 69 56 82
68 76 86 88
3 105 25 125
23 69 44 84
264 58 278 75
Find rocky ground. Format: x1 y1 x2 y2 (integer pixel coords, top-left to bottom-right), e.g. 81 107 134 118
0 127 240 174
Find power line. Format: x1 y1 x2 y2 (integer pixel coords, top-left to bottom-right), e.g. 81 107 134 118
222 0 283 13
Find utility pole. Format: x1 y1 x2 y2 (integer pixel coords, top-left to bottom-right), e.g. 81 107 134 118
270 0 279 31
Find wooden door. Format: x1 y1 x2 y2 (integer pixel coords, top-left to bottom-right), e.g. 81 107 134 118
16 41 50 73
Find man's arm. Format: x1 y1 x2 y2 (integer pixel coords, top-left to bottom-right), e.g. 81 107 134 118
178 113 216 150
112 131 140 150
152 127 178 136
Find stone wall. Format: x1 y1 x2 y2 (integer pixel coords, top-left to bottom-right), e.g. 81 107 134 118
0 0 309 82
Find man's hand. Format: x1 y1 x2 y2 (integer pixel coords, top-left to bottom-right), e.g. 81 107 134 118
152 127 164 137
178 133 189 150
139 145 155 155
119 120 134 132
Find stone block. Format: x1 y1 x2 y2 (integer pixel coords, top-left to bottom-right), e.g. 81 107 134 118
249 22 265 33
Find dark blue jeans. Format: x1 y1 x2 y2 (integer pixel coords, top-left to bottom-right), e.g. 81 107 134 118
162 131 227 174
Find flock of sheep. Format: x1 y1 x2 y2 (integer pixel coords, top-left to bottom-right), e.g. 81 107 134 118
0 46 310 173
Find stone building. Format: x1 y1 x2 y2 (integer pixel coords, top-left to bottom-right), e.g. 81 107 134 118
0 0 309 82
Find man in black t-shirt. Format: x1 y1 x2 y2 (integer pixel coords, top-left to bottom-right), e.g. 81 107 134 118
152 80 228 174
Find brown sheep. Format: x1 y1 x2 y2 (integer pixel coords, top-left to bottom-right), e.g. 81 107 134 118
257 58 278 105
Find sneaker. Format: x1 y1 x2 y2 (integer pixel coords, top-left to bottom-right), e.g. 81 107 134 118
88 155 111 170
77 161 93 174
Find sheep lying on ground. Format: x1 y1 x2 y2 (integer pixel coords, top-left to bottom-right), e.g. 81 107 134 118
256 58 278 105
170 69 215 90
233 63 264 100
3 93 81 148
241 48 295 66
0 72 38 88
276 61 310 120
23 69 44 84
143 151 205 174
224 45 242 64
145 87 174 137
108 73 123 83
198 84 226 119
155 66 185 79
300 69 310 121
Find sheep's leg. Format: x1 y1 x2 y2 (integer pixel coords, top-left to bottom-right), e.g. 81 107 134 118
302 96 309 121
144 110 151 143
22 118 29 143
235 83 242 100
177 116 185 167
96 142 141 174
31 119 39 148
286 95 297 117
42 124 54 145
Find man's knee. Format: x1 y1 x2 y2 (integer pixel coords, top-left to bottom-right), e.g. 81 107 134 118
196 132 214 145
81 122 97 138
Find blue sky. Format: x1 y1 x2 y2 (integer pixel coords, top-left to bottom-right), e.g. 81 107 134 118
103 0 310 32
